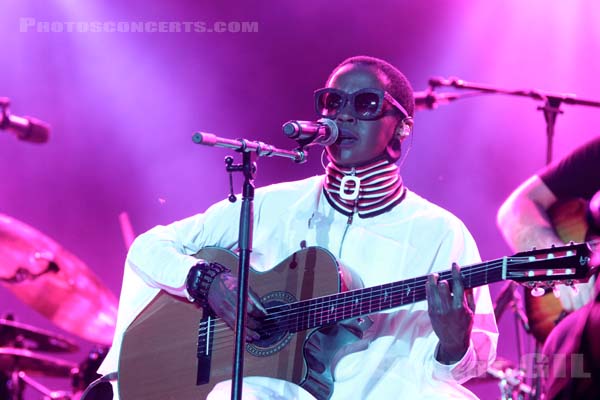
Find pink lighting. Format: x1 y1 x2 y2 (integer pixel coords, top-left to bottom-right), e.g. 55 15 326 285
1 1 600 399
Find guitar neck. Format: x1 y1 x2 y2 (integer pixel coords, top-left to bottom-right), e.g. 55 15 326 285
264 259 505 334
257 242 591 337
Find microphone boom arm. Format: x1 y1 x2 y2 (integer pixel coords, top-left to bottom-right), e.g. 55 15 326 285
193 132 306 163
429 77 600 108
427 77 600 164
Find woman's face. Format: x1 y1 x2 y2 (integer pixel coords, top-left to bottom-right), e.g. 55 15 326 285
324 64 401 167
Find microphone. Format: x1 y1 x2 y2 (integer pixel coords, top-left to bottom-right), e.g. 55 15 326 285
414 90 460 111
427 76 457 88
282 118 338 146
0 104 50 143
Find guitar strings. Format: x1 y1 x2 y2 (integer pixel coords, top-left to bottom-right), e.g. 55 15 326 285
199 253 589 351
198 257 516 347
199 254 581 342
257 251 590 329
211 244 591 332
202 255 514 331
200 266 502 353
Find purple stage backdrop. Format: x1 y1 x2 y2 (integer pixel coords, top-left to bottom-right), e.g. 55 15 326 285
1 1 600 399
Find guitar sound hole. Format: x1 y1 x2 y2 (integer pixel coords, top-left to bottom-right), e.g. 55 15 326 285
254 323 287 347
255 299 290 346
246 292 295 357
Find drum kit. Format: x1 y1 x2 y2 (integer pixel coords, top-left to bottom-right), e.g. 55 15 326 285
0 213 118 400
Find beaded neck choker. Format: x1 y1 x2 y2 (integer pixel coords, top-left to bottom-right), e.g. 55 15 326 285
323 158 406 219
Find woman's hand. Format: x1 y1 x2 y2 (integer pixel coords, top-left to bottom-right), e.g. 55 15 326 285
207 272 267 342
426 263 475 364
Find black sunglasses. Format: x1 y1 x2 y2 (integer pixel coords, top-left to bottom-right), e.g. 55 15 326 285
314 87 409 120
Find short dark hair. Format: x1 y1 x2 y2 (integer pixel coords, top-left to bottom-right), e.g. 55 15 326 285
327 55 415 117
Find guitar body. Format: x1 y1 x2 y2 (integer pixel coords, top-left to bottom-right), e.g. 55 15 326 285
525 196 599 343
118 246 341 400
116 241 594 399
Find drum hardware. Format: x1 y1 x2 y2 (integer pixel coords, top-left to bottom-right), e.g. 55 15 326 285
490 365 532 400
0 213 118 345
0 330 109 400
0 347 78 400
70 346 109 396
0 213 119 399
17 371 72 400
475 357 533 400
0 317 79 354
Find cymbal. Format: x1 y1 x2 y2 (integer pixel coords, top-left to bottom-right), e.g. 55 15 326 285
0 347 76 377
0 214 117 345
0 318 79 353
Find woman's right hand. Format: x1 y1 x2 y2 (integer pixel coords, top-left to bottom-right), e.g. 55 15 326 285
207 272 267 342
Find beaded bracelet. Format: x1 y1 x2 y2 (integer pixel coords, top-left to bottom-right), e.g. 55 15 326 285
186 261 231 308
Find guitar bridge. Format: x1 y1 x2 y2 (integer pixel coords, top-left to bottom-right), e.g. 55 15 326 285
196 313 215 385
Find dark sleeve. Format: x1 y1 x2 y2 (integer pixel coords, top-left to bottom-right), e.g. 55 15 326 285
539 136 600 201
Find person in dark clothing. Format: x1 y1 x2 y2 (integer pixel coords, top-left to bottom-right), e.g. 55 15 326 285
497 136 600 399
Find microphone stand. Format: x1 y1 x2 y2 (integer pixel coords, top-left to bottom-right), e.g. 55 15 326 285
192 132 305 400
231 149 255 400
429 77 600 164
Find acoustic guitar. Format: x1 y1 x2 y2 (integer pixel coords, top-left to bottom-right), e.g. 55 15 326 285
118 243 594 400
525 191 600 343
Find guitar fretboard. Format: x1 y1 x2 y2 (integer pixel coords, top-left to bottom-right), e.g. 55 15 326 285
262 259 507 334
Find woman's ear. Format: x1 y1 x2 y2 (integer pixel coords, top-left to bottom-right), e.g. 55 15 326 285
398 117 413 140
385 117 413 161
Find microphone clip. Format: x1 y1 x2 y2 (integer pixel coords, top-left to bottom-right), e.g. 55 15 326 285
0 98 10 130
283 118 339 149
